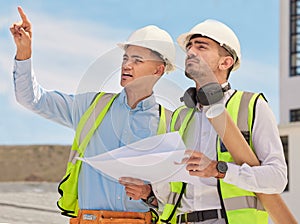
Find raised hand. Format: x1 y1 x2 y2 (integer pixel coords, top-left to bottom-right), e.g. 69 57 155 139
10 6 32 60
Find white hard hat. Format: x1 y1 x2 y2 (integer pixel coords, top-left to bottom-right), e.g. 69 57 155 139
118 25 176 73
177 19 241 71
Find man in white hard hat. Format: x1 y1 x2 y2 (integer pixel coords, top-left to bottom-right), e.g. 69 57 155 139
152 19 287 224
10 6 175 224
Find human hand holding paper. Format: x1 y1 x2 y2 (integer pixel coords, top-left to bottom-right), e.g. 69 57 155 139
119 177 151 201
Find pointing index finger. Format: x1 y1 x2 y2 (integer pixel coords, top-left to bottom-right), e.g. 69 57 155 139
17 6 29 23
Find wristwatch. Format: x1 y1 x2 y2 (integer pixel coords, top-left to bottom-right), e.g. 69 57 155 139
142 185 156 205
215 161 228 179
145 192 156 205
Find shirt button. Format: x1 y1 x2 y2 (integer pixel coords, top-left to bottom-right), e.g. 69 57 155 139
117 196 120 200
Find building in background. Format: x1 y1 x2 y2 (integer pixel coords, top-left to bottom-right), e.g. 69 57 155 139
279 0 300 222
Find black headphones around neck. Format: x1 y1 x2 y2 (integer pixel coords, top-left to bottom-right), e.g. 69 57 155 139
180 83 231 108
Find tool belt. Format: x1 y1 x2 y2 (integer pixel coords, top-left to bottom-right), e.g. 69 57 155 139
70 209 152 224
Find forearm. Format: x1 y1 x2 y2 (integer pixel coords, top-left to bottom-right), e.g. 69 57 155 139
224 162 287 194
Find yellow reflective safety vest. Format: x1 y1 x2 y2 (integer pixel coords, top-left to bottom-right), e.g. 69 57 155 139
57 92 171 217
160 90 269 224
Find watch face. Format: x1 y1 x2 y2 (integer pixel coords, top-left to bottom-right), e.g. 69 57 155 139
217 161 228 173
147 195 155 204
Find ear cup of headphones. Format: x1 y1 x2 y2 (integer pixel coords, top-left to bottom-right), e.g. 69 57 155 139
196 82 224 106
180 87 197 108
180 83 230 108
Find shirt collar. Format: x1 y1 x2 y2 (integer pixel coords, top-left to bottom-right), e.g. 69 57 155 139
118 88 156 111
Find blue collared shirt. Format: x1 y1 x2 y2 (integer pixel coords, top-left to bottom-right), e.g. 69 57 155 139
13 59 160 212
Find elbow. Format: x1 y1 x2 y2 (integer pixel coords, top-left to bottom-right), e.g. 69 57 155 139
253 165 288 194
270 169 288 194
14 83 42 111
277 173 288 194
15 93 36 111
278 164 288 193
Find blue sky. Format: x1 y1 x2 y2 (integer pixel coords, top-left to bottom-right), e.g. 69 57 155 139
0 0 280 145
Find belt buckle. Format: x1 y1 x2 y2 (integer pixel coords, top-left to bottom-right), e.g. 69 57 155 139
83 214 97 220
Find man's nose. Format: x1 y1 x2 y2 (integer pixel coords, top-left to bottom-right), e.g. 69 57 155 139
122 60 133 70
187 47 197 58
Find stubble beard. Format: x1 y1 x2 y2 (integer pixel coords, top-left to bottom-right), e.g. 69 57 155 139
185 63 200 81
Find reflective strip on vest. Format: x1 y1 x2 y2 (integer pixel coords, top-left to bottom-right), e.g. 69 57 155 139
68 150 79 165
223 195 265 211
57 92 169 217
165 182 185 205
237 92 253 132
166 192 181 205
77 93 118 155
79 93 117 145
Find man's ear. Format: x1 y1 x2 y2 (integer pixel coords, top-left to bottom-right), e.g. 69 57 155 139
154 64 165 76
219 56 234 71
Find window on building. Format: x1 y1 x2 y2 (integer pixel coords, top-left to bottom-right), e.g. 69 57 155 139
280 136 289 192
290 108 300 121
290 0 300 76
